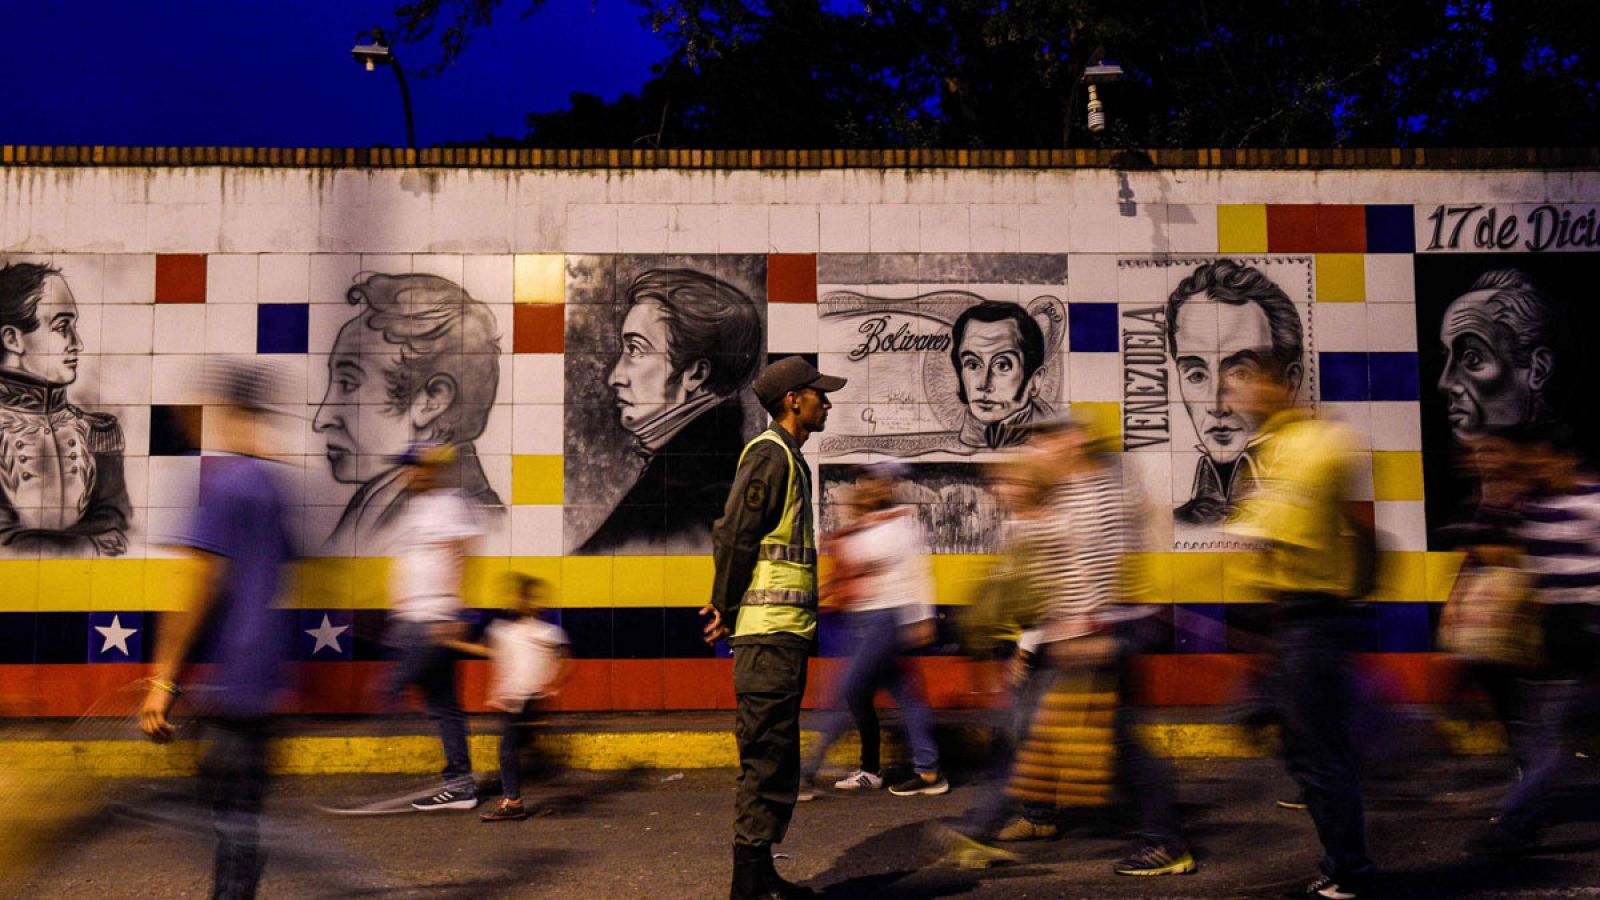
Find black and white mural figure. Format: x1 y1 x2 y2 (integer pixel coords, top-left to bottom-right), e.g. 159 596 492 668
0 263 129 556
815 290 1066 457
313 272 502 547
1166 259 1306 528
566 262 765 555
1434 268 1559 443
821 462 1001 554
950 301 1054 450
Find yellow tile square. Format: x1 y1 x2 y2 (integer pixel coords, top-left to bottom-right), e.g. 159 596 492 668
1374 550 1426 602
1222 554 1268 603
512 455 564 505
1071 401 1121 452
1125 552 1172 603
1316 253 1366 302
1217 205 1268 253
560 556 614 605
289 558 354 609
513 254 565 304
38 559 93 612
664 556 714 606
144 558 206 612
0 560 39 611
91 560 146 611
613 556 666 605
1424 551 1467 603
507 557 565 603
1170 553 1224 604
346 558 392 609
931 554 1000 605
463 556 512 607
1371 451 1424 501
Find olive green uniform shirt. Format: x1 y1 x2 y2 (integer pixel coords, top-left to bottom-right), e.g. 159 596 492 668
709 426 815 648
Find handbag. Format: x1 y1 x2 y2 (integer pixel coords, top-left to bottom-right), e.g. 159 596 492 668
1438 563 1543 669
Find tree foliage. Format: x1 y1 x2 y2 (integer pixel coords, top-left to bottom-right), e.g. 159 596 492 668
395 0 1600 148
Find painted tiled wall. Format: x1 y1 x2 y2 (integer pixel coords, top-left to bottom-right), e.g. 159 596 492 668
2 166 1596 715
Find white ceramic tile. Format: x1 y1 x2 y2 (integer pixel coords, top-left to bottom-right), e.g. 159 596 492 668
819 205 870 252
767 303 820 353
306 506 353 558
918 205 970 253
257 253 309 302
143 506 193 550
968 205 1021 253
1365 303 1418 352
565 204 619 253
616 204 672 253
512 354 564 405
1167 204 1219 253
511 505 565 556
1319 402 1372 450
717 205 771 254
1314 303 1368 351
1348 453 1375 501
148 456 202 509
1066 352 1121 401
1068 203 1122 253
153 305 207 355
1369 401 1423 451
411 254 464 283
307 254 363 303
205 303 256 354
479 453 513 508
82 355 153 406
768 205 819 252
100 304 154 355
1117 203 1171 254
1363 253 1416 302
667 205 718 254
1375 500 1428 552
477 511 512 557
204 254 258 303
51 254 105 304
151 354 208 404
1018 204 1071 252
462 254 514 307
359 253 411 275
120 455 150 511
513 405 565 455
102 255 156 304
1115 261 1170 307
868 205 919 253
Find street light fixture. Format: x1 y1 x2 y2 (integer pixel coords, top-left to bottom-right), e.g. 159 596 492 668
351 28 416 149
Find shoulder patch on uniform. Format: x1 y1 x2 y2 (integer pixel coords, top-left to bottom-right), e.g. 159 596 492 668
81 410 125 454
743 479 769 511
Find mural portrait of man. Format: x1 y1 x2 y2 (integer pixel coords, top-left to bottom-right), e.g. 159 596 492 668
949 300 1053 450
0 262 130 556
576 267 763 554
313 272 502 546
1166 258 1304 526
1434 268 1560 443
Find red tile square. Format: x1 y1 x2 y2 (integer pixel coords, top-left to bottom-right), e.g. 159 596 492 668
610 659 665 711
155 253 207 303
664 659 733 710
1315 205 1368 252
1265 205 1319 253
548 659 611 711
768 254 818 303
513 303 565 353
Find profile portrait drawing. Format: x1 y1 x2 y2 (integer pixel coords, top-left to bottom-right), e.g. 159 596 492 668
575 267 763 554
0 263 130 556
1434 268 1561 443
950 300 1053 450
313 272 502 547
1166 258 1305 526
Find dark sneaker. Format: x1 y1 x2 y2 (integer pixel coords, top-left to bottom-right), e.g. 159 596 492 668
1114 844 1196 876
1295 875 1361 899
412 787 479 811
479 798 527 821
889 772 949 796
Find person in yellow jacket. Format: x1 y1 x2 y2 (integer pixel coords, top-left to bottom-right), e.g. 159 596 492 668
701 356 846 900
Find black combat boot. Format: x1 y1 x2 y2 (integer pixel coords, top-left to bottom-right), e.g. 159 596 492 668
731 843 780 900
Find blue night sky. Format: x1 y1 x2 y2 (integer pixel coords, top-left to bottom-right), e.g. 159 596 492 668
0 0 668 147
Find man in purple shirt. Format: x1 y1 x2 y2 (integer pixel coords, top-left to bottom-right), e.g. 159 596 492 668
141 362 298 900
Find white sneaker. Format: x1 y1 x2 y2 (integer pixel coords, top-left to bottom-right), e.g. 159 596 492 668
833 769 884 791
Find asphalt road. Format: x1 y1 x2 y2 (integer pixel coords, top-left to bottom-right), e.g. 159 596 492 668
12 756 1600 899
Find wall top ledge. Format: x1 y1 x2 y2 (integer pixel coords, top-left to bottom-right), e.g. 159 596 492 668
3 145 1598 171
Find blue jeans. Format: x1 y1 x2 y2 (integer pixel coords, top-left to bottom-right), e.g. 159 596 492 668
385 620 473 793
804 609 940 777
1275 603 1376 887
499 704 533 800
201 718 271 900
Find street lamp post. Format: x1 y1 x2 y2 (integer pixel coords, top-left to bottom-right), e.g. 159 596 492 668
351 28 416 149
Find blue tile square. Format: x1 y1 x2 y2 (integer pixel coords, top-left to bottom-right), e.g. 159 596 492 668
1068 303 1119 353
0 613 35 663
1376 603 1431 652
1365 205 1415 253
256 303 309 354
1173 604 1227 653
88 611 144 662
1368 352 1420 401
1319 351 1370 402
297 609 353 660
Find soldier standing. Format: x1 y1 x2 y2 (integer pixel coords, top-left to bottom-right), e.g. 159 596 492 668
701 356 846 900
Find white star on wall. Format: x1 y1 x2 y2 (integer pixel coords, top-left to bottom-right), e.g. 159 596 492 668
305 614 349 656
94 615 137 657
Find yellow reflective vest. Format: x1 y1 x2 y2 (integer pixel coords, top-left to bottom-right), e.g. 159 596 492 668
733 430 818 641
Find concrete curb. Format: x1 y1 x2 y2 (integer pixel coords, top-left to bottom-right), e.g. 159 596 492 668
1 721 1508 777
